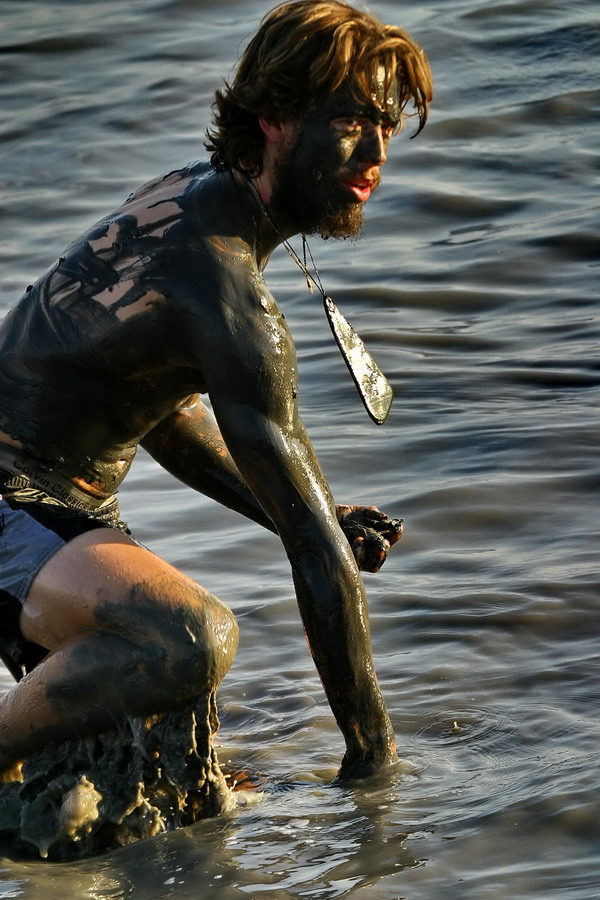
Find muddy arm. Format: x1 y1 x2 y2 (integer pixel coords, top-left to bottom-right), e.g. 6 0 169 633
203 304 397 778
141 396 276 533
212 392 397 777
141 398 403 571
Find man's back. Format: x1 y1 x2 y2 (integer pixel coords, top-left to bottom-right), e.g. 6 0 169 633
0 161 265 498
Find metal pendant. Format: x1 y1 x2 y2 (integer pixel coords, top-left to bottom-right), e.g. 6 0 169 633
323 296 393 425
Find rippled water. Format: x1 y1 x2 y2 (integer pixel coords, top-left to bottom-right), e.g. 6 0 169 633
1 0 599 896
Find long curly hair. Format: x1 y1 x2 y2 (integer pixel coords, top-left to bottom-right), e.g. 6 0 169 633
205 0 433 176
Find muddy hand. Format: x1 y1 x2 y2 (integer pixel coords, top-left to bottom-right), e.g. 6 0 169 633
336 505 403 573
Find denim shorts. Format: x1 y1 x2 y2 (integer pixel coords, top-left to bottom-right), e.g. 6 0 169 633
0 498 118 680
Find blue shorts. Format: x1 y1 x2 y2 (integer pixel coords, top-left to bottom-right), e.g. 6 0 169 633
0 498 122 680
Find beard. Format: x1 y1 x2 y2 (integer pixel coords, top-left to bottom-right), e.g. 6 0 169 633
269 130 366 240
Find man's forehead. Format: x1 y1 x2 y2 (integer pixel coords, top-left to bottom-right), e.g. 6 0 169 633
310 71 401 123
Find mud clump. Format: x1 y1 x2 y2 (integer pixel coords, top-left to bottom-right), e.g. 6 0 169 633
0 692 234 860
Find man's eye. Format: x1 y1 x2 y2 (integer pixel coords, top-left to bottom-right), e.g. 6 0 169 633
331 118 398 139
331 118 362 134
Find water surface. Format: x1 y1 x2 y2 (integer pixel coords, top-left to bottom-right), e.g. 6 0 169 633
1 0 598 896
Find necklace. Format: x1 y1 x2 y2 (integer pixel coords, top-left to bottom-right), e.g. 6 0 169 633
245 177 325 296
246 177 393 425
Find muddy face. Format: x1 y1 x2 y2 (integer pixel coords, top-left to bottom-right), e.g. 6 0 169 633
270 75 400 240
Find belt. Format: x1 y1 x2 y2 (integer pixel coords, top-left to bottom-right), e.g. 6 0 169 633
0 444 115 513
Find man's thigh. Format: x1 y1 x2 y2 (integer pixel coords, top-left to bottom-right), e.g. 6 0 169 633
20 527 221 653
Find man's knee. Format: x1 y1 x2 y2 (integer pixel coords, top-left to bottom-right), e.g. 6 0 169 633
182 589 239 685
95 576 239 698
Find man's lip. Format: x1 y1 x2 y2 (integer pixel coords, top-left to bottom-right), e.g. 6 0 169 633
342 179 374 203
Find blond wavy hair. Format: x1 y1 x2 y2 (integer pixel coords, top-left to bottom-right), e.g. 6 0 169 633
205 0 433 176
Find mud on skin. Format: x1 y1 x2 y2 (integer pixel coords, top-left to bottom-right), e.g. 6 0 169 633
0 162 222 497
0 114 402 849
43 577 239 718
0 162 399 787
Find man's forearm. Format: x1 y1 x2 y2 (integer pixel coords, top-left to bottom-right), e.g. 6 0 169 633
287 527 397 776
141 403 276 533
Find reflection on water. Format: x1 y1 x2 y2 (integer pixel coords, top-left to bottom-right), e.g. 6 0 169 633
1 0 599 896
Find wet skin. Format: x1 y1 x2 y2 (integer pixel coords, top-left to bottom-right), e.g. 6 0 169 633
0 88 402 776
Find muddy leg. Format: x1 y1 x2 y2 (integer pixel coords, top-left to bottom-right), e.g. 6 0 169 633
0 528 238 769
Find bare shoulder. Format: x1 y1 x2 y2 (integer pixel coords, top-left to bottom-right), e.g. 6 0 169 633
43 162 222 324
108 160 212 243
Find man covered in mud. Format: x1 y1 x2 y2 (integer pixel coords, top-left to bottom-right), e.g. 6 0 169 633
0 0 431 789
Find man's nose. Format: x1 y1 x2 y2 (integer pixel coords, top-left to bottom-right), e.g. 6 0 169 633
359 125 388 166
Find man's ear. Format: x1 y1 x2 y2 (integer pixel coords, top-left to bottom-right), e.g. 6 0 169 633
258 114 293 146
